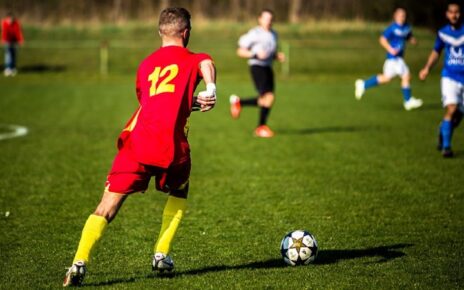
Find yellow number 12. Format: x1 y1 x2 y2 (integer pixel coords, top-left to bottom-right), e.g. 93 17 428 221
148 64 179 96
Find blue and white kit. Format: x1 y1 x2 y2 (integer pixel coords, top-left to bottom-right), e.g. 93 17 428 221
434 24 464 110
382 22 413 78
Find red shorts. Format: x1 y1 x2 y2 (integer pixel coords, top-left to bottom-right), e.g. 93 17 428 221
105 146 190 195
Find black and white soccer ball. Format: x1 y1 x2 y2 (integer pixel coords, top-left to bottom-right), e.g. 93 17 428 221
280 230 318 266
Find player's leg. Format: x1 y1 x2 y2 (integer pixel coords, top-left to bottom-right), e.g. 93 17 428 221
454 86 464 129
441 104 458 157
253 66 275 137
242 65 264 106
258 92 274 120
153 189 187 272
439 77 461 157
63 190 127 287
152 162 191 272
401 73 422 110
154 186 188 255
399 60 422 111
229 66 261 119
355 74 391 100
10 44 17 76
401 73 412 102
4 44 12 76
355 60 393 100
452 107 463 128
64 147 149 286
73 191 127 262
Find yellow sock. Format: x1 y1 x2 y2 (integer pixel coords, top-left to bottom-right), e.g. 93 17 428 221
154 196 187 254
73 214 108 263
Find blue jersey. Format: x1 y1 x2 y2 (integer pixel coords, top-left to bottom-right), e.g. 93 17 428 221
382 22 412 59
434 24 464 83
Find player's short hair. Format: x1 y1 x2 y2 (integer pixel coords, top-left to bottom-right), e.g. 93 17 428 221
259 8 274 17
159 7 191 37
448 1 461 9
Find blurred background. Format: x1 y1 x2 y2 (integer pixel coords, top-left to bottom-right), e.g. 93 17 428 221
0 0 453 77
0 0 453 28
1 1 463 289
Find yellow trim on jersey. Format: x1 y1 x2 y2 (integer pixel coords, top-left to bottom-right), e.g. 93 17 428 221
123 106 142 132
184 117 190 138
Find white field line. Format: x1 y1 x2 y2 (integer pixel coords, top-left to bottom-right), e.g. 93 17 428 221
0 125 29 141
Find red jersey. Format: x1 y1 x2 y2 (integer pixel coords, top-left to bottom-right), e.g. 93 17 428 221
1 17 23 44
118 46 212 168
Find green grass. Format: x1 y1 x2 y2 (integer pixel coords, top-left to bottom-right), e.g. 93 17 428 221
0 23 463 289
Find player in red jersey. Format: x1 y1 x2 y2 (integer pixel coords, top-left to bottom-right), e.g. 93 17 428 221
1 12 23 76
63 7 217 287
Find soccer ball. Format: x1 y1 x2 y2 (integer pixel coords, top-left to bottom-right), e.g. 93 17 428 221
280 230 318 266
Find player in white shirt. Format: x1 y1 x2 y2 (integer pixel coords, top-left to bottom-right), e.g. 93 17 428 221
229 9 285 138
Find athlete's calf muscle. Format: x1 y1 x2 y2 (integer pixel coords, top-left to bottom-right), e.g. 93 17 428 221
94 190 127 222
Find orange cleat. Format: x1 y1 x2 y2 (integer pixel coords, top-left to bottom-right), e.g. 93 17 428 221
254 125 274 138
229 94 241 119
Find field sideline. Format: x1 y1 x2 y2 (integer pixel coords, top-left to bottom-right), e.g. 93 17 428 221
0 23 463 289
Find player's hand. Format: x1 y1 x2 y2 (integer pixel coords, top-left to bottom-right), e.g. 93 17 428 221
389 48 399 56
419 68 429 81
256 50 269 60
277 52 286 63
196 83 216 112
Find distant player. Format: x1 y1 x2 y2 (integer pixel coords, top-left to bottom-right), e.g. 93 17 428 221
229 9 285 138
419 2 464 158
63 7 217 286
1 12 23 76
355 8 423 111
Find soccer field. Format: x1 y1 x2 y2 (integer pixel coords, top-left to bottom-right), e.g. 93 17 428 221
0 23 463 289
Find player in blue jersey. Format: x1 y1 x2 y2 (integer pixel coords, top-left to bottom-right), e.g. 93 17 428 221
355 8 423 111
419 2 464 158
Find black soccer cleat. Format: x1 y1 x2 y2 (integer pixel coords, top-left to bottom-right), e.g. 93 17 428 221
442 148 454 158
63 261 86 287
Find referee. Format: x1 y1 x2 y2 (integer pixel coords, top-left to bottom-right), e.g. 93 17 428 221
230 8 285 138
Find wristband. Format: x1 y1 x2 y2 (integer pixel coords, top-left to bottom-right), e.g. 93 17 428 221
206 83 216 95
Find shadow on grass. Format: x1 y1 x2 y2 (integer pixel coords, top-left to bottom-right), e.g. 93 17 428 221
276 126 369 135
314 243 412 265
19 64 66 73
178 243 412 276
84 243 412 286
417 102 442 111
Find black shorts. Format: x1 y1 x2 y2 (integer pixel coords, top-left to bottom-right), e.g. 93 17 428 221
250 65 274 95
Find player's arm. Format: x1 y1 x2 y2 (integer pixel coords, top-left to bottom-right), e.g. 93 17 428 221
194 59 217 112
237 31 256 59
237 30 268 60
407 29 417 45
419 34 443 81
274 38 286 63
409 36 417 45
379 35 398 56
237 47 254 59
1 21 7 44
419 50 440 80
275 51 285 63
17 21 24 45
237 46 269 60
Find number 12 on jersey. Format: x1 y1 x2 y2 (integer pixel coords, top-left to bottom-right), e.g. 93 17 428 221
148 64 179 96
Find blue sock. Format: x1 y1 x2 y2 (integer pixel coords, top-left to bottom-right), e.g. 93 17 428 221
402 87 411 102
441 120 453 149
364 76 378 89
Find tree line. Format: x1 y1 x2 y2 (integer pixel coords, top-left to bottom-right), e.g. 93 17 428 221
0 0 454 29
